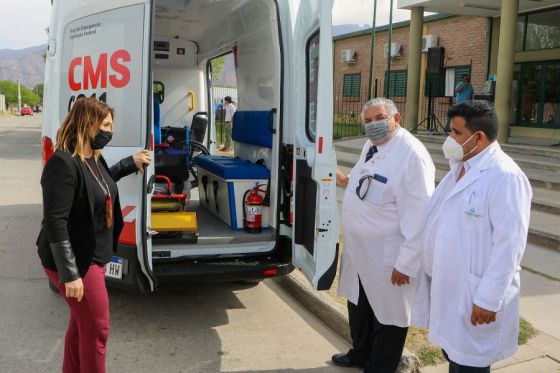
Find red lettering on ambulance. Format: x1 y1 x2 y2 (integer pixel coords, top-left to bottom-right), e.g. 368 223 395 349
69 57 82 91
83 53 108 90
68 50 131 91
109 50 131 88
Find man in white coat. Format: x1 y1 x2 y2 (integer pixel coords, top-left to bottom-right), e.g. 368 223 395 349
333 98 435 372
422 101 532 371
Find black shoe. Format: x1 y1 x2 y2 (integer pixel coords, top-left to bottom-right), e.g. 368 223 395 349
331 353 364 368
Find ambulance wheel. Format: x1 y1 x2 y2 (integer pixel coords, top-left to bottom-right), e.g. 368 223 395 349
48 279 59 293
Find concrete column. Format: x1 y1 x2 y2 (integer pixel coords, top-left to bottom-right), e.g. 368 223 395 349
495 0 519 143
404 7 423 131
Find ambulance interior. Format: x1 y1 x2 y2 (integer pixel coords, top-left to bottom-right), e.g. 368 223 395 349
149 0 285 261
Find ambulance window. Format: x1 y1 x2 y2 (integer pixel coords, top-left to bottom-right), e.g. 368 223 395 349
306 32 320 142
153 81 164 103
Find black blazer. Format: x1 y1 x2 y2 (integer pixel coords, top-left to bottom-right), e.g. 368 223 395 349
36 150 138 278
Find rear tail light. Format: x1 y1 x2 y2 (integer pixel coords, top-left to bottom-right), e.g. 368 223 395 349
264 268 278 277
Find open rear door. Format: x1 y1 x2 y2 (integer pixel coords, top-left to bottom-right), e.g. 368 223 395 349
57 0 156 291
291 0 339 290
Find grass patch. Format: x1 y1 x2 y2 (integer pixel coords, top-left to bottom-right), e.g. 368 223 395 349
518 318 537 345
333 122 363 140
406 328 446 367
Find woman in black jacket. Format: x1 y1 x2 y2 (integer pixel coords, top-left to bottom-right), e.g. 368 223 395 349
36 97 151 373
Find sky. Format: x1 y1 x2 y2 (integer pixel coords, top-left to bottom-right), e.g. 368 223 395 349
0 0 413 50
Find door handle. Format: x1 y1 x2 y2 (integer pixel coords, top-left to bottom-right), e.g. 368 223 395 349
187 91 195 112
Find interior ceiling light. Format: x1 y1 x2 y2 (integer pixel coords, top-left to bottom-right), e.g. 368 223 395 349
460 2 500 11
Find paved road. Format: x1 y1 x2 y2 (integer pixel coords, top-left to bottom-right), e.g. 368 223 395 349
0 114 358 373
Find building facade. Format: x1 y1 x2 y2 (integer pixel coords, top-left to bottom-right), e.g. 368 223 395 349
334 4 560 145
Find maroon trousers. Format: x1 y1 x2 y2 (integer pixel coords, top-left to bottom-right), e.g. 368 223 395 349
45 264 110 373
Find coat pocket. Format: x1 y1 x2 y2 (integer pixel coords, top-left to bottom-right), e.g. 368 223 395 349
464 197 488 232
460 273 501 353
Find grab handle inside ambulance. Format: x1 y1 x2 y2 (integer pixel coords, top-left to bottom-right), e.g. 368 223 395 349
187 91 195 112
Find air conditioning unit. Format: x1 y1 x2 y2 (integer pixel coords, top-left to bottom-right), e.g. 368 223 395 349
384 43 402 59
341 49 357 64
422 35 438 52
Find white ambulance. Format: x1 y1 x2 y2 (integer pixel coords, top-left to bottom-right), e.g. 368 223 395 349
43 0 339 292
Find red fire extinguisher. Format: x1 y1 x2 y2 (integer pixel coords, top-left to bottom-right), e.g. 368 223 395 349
243 184 267 234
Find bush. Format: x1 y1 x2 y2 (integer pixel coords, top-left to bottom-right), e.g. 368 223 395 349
0 80 42 107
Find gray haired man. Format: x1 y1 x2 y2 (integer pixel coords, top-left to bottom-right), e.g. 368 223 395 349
334 98 435 372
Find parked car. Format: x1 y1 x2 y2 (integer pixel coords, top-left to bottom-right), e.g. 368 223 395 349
20 107 33 116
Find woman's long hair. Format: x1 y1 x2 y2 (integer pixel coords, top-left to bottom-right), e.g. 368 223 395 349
55 97 114 160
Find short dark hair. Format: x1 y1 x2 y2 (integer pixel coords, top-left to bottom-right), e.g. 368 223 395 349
462 74 469 79
447 100 498 141
224 96 232 103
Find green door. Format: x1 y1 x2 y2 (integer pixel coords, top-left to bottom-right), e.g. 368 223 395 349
516 60 560 128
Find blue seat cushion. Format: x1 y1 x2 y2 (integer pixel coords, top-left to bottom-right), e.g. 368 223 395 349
232 111 273 148
193 155 270 180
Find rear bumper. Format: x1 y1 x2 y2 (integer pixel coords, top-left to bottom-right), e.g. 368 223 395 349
153 257 294 283
106 236 294 292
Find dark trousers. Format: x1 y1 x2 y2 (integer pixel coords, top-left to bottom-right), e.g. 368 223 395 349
347 280 408 373
443 350 491 373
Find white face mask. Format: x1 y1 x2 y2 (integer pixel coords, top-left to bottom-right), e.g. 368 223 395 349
442 133 479 161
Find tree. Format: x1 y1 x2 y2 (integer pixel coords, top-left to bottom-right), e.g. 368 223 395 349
33 83 44 100
0 80 41 107
210 55 226 81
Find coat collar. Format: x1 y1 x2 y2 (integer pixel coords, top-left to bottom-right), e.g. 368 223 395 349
445 141 500 201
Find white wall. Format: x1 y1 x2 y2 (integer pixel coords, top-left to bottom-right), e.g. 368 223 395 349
153 68 201 128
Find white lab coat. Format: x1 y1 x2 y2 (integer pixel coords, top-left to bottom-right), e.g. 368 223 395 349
421 142 532 367
338 128 435 328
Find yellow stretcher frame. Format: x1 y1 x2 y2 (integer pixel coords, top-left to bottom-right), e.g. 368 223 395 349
151 212 198 233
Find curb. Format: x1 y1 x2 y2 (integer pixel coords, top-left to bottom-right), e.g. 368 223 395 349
274 270 421 373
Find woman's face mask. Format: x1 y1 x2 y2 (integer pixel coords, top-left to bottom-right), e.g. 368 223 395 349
364 118 392 143
91 130 113 150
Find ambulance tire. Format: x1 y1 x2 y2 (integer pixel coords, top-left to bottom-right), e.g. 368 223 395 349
48 279 59 293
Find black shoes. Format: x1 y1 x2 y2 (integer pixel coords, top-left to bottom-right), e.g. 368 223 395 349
331 353 364 368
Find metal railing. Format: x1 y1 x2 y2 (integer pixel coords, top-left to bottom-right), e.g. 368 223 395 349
333 84 406 140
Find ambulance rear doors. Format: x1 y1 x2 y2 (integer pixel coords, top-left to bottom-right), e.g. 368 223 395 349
43 0 156 291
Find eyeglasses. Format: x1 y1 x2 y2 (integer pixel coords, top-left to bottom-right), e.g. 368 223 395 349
355 173 388 200
355 175 374 200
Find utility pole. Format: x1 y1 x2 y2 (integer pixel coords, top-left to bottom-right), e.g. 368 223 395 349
367 0 378 100
386 0 394 99
17 79 22 112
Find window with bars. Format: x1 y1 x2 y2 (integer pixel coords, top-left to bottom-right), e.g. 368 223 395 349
343 73 361 97
384 70 407 97
453 66 472 87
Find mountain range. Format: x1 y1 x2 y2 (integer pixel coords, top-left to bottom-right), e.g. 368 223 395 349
0 44 47 88
332 24 371 37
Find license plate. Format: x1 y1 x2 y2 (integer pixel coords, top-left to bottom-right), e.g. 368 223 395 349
105 256 123 279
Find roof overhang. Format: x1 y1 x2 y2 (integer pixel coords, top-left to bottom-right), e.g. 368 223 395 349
398 0 560 17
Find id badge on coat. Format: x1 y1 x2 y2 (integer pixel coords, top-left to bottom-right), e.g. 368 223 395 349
365 174 388 204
